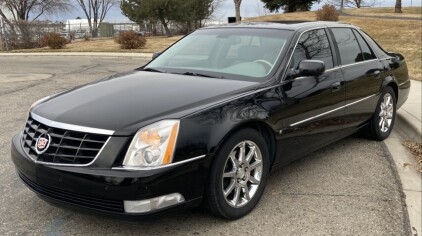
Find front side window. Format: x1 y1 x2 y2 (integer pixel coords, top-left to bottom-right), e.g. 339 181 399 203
146 28 293 81
291 29 334 70
353 29 376 61
331 28 362 65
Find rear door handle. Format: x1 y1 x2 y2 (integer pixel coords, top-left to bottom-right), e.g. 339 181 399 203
331 82 341 92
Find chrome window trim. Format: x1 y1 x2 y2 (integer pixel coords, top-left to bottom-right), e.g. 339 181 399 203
338 59 379 68
324 67 342 73
282 26 382 82
354 28 384 59
330 27 380 66
267 39 289 77
329 25 380 63
281 26 327 81
21 135 111 167
289 59 378 82
352 28 379 60
290 94 377 127
31 112 115 135
112 155 207 171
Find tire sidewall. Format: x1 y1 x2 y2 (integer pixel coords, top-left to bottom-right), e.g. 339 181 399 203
372 87 396 140
208 128 270 219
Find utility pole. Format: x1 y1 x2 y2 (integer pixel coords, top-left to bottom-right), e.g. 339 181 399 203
341 0 344 9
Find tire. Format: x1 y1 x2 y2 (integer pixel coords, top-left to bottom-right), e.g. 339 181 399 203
206 128 270 220
369 86 396 141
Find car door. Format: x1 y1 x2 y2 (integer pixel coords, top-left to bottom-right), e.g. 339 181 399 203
329 27 385 129
273 28 346 165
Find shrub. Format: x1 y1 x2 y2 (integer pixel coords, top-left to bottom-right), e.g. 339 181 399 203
2 21 42 50
40 32 68 49
115 31 146 49
5 35 41 50
316 4 339 21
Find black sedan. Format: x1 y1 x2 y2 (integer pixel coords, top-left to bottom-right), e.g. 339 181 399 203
11 22 410 220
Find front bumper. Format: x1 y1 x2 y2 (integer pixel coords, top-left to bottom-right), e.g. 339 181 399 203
11 134 208 218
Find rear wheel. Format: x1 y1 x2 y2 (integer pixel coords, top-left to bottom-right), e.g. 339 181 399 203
206 129 269 219
369 86 396 140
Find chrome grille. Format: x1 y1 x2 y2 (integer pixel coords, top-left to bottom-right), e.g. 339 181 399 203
22 116 109 165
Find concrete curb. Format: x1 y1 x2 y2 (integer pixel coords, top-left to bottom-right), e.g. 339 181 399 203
395 80 422 142
384 132 422 235
0 52 153 59
387 80 422 235
396 110 422 141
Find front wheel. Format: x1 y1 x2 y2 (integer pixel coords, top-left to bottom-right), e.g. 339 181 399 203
206 129 269 220
369 86 396 141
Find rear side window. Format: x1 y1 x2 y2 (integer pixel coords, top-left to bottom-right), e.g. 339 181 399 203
291 29 334 69
353 29 376 60
331 28 362 65
360 30 388 58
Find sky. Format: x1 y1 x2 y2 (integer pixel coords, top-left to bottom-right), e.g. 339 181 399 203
41 0 421 23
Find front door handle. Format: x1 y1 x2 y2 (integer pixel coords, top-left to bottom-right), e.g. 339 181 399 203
331 82 341 92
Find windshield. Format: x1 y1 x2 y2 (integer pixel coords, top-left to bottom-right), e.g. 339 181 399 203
145 28 293 81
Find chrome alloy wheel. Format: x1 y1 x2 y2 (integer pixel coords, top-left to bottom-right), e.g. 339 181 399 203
378 93 394 133
222 141 263 208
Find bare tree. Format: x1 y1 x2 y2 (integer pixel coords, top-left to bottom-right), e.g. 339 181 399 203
0 0 70 33
395 0 402 13
75 0 118 37
233 0 242 22
324 0 379 8
210 0 227 23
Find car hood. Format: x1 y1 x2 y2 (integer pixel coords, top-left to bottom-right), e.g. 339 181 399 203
32 70 259 135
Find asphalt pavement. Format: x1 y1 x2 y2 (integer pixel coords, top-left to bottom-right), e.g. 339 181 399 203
0 56 411 235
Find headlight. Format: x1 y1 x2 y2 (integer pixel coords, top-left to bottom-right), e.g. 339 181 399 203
123 120 180 168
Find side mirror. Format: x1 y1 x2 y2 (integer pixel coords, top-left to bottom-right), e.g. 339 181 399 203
297 60 325 77
152 52 161 60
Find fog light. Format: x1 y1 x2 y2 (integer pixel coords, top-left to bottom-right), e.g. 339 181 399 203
124 193 185 213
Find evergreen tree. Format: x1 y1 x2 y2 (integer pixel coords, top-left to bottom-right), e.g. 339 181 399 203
121 0 215 36
261 0 320 13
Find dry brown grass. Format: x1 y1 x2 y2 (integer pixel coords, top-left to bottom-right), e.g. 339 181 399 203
12 36 183 53
403 141 422 172
5 7 422 81
246 7 422 81
341 17 421 81
344 7 422 19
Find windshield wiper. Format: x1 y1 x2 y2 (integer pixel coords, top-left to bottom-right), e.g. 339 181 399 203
180 72 224 79
143 67 166 73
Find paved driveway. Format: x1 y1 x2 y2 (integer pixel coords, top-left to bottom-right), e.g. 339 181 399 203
0 56 410 235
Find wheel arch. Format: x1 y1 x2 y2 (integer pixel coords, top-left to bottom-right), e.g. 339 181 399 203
215 120 277 169
381 76 398 101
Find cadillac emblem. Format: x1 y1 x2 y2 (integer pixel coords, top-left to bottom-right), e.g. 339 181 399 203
35 133 51 154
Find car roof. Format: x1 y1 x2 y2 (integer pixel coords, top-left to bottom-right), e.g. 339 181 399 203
204 21 355 31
